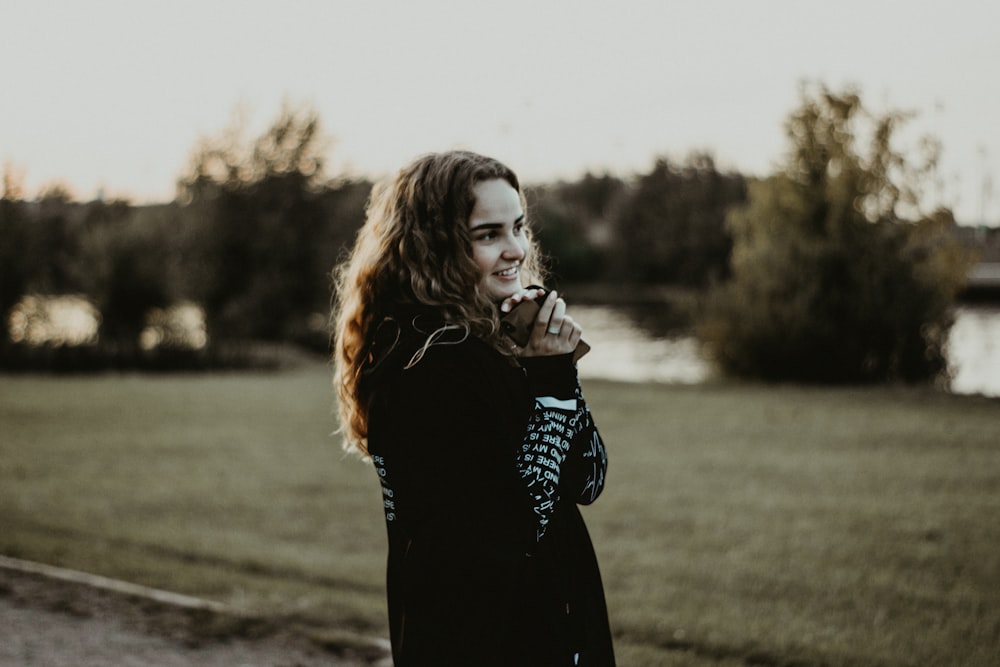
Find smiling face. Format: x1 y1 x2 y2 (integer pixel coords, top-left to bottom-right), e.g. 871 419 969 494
468 178 530 302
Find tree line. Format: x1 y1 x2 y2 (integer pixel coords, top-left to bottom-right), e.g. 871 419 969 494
0 86 972 384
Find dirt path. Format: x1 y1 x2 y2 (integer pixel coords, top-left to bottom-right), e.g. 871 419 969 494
0 556 391 667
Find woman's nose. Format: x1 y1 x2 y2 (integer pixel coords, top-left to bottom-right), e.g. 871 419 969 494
501 234 526 259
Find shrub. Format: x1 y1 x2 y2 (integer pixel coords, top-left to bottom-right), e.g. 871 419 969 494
699 85 970 384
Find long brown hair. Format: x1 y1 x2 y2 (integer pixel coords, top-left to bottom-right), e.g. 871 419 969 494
332 151 545 455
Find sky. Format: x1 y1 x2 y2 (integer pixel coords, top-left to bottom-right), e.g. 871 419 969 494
1 0 998 225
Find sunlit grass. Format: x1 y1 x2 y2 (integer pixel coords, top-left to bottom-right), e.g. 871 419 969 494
1 364 998 665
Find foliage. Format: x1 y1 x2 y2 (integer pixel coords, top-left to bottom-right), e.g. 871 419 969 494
78 200 176 348
700 85 971 384
612 153 746 286
176 103 345 344
0 193 30 333
528 172 627 283
528 158 746 287
0 189 183 363
22 190 90 296
0 189 96 359
1 86 985 372
0 103 371 368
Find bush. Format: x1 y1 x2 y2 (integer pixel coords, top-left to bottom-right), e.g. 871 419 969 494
699 86 970 384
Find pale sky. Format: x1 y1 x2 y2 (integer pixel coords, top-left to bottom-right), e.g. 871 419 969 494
2 0 998 224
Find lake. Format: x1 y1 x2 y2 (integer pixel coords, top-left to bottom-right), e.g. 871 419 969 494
8 295 998 397
573 304 1000 398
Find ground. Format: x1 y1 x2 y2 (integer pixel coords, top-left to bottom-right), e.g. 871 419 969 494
0 558 390 667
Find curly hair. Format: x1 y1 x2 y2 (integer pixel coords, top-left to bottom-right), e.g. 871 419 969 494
331 151 546 455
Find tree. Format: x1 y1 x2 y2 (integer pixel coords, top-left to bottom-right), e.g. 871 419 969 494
700 85 970 384
0 171 30 338
528 172 627 283
23 187 90 296
177 103 335 342
79 201 174 352
613 153 746 286
0 225 27 352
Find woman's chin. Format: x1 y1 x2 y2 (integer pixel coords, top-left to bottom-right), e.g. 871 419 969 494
481 279 521 303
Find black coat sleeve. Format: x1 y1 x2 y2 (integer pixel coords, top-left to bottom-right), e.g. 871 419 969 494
517 353 608 545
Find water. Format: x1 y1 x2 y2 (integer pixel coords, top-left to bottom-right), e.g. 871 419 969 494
9 295 998 396
573 304 1000 397
948 306 1000 396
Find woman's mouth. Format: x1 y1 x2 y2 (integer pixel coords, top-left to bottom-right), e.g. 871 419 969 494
494 266 519 278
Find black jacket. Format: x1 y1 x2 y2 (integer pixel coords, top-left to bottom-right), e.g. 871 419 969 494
365 318 615 666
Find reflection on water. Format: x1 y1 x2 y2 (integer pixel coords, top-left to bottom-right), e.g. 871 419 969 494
139 303 208 351
7 295 100 346
573 306 713 384
948 306 1000 397
575 304 1000 397
6 296 998 397
6 296 207 351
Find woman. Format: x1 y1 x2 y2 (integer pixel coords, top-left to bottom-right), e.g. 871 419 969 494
332 151 614 666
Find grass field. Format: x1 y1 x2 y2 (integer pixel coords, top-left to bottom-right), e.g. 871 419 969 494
1 361 998 666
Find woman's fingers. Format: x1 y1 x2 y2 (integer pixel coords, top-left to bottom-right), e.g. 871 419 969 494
533 290 560 337
546 298 567 335
499 287 546 313
565 318 583 347
519 291 586 357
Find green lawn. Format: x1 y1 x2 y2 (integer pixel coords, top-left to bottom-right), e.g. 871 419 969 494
1 362 998 666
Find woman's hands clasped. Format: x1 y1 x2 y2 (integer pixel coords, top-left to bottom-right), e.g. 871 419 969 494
500 289 584 357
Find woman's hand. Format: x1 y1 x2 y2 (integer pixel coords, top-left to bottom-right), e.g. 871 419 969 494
511 290 583 358
498 287 546 316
